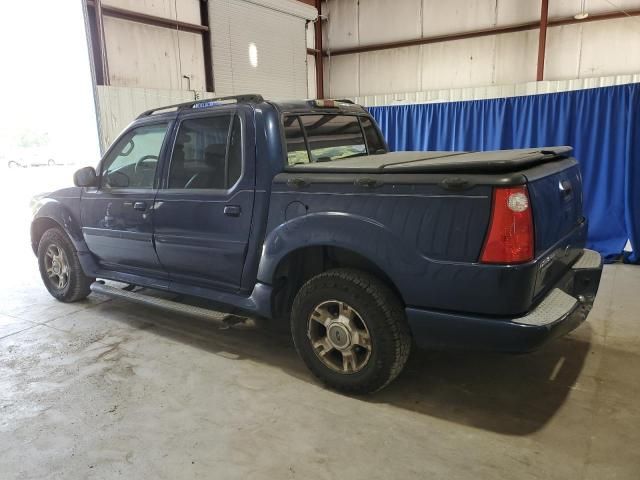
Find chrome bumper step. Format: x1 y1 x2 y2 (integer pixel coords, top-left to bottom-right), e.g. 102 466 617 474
513 289 578 326
513 249 601 327
573 249 601 269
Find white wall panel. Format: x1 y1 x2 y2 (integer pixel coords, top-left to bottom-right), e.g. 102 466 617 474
103 0 200 24
95 86 207 151
353 74 640 107
104 17 206 91
307 54 317 99
359 0 422 45
495 1 540 25
422 0 497 36
325 0 640 100
421 36 495 90
494 30 538 85
549 0 640 18
359 47 421 95
306 20 315 49
324 0 359 50
544 24 582 79
579 17 640 77
325 54 359 98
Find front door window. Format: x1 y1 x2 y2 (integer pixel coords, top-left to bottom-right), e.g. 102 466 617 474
100 123 169 189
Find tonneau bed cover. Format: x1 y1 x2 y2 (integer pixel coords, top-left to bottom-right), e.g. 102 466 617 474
289 146 573 174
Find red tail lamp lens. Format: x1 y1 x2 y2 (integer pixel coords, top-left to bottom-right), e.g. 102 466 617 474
480 186 534 264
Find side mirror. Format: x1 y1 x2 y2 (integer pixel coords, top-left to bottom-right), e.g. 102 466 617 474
73 166 98 187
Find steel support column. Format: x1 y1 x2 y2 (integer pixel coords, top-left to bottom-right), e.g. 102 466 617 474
200 0 215 92
314 0 324 98
537 0 549 81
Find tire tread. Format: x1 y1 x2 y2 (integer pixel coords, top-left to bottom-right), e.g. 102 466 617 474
291 268 411 394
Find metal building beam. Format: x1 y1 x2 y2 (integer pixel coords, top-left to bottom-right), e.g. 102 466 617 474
86 0 209 34
314 0 324 98
199 0 215 92
537 0 549 81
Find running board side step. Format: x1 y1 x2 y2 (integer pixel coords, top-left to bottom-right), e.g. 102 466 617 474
90 281 247 326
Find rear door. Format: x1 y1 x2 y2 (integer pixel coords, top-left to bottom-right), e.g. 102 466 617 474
153 107 255 292
81 121 170 277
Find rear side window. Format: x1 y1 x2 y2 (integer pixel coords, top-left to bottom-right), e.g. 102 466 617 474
284 116 309 165
168 114 242 189
283 114 385 166
360 116 386 154
302 115 365 162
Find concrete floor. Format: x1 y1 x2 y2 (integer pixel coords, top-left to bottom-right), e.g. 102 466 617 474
1 169 639 479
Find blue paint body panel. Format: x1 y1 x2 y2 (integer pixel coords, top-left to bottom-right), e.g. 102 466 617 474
30 99 602 351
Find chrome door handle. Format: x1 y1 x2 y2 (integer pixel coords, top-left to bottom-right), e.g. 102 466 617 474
133 201 147 211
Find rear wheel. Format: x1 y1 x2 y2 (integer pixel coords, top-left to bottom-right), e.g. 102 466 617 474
291 268 411 394
37 228 94 302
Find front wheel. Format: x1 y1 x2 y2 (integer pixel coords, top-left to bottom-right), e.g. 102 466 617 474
291 269 411 394
37 228 94 302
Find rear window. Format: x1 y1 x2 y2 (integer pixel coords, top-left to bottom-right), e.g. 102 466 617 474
284 114 385 166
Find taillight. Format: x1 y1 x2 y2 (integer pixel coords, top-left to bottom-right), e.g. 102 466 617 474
480 186 534 264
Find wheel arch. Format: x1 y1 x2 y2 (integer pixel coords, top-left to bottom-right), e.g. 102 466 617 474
267 244 405 322
31 217 64 254
31 200 87 255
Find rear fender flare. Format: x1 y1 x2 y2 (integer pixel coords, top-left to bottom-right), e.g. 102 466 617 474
256 212 421 290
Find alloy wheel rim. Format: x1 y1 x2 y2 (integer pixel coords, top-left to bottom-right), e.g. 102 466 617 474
307 300 372 374
44 244 69 290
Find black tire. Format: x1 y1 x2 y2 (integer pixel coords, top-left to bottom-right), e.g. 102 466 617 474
291 268 411 394
37 228 94 302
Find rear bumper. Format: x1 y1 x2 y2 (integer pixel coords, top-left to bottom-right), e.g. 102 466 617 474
406 249 603 353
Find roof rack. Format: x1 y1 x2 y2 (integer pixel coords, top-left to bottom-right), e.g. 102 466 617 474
334 98 355 104
137 94 264 119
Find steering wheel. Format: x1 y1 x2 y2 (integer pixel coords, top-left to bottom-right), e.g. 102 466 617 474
134 155 158 173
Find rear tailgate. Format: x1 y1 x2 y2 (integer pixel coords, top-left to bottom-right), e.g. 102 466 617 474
525 157 586 301
526 159 584 256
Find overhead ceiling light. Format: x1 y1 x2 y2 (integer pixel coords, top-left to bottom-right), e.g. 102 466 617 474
574 0 589 19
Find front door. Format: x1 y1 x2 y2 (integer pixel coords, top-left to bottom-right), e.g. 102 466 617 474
153 109 255 292
81 121 170 277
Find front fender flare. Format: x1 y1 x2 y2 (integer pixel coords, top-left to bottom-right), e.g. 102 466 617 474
31 198 88 253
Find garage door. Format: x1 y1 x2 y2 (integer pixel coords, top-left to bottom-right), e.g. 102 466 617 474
209 0 316 99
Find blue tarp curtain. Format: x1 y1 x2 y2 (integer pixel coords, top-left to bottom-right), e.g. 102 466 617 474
368 83 640 262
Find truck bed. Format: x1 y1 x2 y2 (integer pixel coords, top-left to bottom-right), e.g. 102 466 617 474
269 146 585 317
287 146 573 173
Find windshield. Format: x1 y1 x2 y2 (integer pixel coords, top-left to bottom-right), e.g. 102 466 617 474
283 114 386 166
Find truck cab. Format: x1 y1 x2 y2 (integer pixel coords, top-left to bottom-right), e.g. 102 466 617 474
31 94 602 393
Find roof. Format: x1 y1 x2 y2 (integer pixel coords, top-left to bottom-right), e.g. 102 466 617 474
136 94 367 119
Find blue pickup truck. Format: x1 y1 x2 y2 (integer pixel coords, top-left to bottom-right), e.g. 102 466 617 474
31 95 602 393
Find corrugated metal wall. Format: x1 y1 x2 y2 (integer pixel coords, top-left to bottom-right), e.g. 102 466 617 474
93 0 316 152
95 86 207 151
101 0 206 91
354 73 640 106
324 0 640 101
